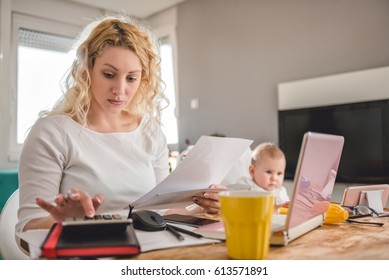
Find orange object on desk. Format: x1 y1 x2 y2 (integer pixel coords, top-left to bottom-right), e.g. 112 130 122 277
324 203 349 224
277 203 348 224
277 207 289 215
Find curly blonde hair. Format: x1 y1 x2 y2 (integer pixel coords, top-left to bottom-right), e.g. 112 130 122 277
41 14 167 134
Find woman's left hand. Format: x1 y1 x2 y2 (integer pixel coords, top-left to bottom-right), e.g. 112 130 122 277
192 184 227 214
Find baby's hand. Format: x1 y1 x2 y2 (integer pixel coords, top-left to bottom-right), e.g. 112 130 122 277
279 201 290 208
275 201 290 215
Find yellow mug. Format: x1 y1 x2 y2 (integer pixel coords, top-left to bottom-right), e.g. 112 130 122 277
219 190 274 260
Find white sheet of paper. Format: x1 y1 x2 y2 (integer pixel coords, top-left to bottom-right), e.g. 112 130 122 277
135 224 221 252
132 136 253 209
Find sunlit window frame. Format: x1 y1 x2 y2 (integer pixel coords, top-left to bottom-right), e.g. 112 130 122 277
154 25 180 152
9 14 80 161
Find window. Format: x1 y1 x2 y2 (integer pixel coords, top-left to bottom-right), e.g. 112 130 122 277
17 29 75 143
160 36 179 151
9 15 80 160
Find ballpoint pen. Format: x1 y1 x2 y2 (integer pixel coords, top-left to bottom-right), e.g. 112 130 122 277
166 224 185 241
166 223 203 238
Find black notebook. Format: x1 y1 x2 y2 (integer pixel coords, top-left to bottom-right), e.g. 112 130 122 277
40 218 140 259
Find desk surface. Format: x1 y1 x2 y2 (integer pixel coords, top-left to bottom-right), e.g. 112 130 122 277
133 215 389 260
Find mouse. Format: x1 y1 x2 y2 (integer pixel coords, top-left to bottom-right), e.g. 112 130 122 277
131 210 167 231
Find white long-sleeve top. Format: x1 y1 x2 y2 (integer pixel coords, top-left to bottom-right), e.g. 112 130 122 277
16 115 169 233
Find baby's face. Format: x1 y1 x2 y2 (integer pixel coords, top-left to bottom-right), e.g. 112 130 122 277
250 156 286 191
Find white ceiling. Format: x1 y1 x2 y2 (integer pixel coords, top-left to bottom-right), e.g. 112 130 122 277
65 0 187 18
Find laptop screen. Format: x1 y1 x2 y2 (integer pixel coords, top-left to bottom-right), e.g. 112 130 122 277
286 132 344 229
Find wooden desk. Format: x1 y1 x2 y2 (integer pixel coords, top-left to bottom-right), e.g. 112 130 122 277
133 215 389 260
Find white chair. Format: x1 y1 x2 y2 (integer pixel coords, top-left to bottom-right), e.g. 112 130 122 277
0 189 30 259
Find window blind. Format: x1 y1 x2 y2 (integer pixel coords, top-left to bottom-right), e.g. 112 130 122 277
18 28 74 53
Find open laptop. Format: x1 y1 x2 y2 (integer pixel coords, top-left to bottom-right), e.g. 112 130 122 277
270 131 344 246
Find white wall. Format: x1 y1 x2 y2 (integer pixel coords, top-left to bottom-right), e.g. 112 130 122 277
176 0 389 151
278 66 389 110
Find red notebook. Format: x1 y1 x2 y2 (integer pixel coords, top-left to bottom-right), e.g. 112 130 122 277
40 222 140 259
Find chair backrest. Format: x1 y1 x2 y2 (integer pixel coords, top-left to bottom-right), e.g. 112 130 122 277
0 189 30 259
0 169 19 212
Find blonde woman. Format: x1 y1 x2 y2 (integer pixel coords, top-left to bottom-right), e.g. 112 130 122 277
17 15 220 234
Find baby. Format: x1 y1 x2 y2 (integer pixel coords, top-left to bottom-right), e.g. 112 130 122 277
239 142 289 205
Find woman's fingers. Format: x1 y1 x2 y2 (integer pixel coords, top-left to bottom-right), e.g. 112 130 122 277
36 189 105 220
203 191 219 200
54 193 66 206
36 198 64 221
192 184 227 214
193 196 221 214
67 188 95 217
209 184 227 190
36 197 54 212
92 194 105 211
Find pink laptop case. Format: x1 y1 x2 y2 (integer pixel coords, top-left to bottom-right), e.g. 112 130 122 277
286 132 345 229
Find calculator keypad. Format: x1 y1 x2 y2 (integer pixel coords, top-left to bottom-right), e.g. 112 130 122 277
62 214 131 226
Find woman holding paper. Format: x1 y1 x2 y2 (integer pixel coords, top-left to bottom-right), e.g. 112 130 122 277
17 14 222 234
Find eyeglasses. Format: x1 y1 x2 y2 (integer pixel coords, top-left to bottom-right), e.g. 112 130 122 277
341 205 384 227
342 205 379 218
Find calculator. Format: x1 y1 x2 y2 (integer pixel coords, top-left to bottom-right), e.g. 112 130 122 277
61 214 132 234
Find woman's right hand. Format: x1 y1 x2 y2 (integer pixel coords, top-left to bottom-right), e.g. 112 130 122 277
36 188 105 222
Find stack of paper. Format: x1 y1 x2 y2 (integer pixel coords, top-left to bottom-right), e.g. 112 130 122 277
132 136 253 210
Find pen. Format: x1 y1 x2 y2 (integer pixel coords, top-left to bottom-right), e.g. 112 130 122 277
166 224 185 241
166 224 203 239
